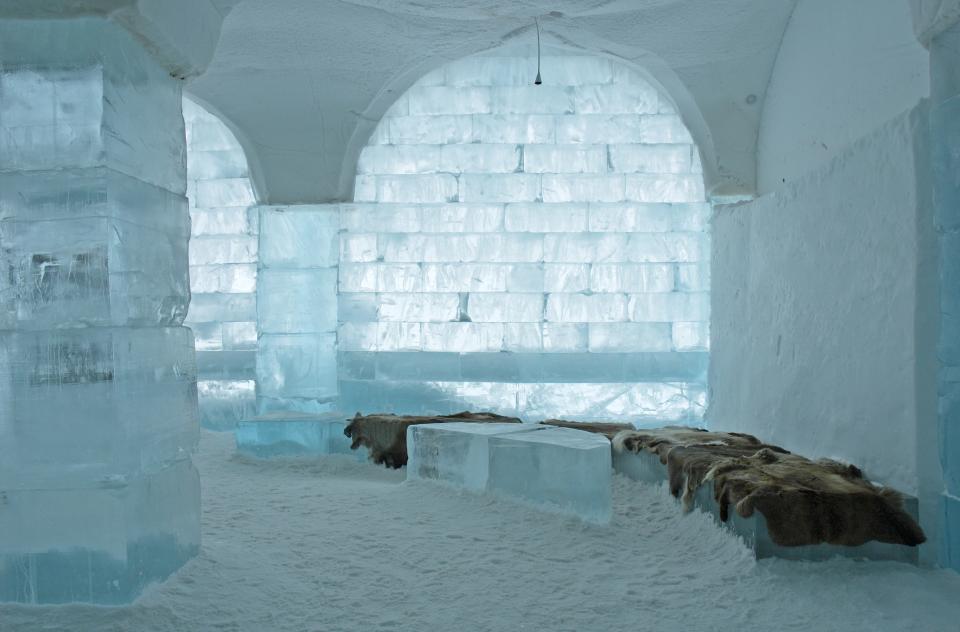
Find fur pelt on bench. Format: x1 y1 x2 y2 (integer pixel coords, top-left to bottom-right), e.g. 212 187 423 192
344 411 521 468
613 427 926 548
540 419 634 440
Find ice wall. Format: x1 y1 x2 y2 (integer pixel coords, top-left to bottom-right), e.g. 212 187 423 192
710 106 936 501
0 18 199 603
182 98 258 429
340 54 709 422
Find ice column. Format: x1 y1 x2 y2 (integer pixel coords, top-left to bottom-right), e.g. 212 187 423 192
0 18 200 603
183 98 258 429
256 205 340 414
931 23 960 572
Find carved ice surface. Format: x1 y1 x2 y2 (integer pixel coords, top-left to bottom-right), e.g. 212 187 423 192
1 18 199 605
0 327 199 490
235 412 366 460
341 52 710 422
0 458 200 605
0 169 190 329
407 422 611 522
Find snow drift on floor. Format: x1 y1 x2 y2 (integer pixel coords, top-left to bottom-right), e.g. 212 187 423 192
3 430 959 632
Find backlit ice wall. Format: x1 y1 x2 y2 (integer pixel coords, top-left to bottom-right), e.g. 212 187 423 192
338 53 710 422
0 18 199 603
182 98 258 429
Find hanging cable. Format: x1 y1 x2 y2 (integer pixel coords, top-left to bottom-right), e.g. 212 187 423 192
534 17 542 85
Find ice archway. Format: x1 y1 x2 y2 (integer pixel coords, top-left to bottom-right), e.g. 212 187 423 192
337 51 710 423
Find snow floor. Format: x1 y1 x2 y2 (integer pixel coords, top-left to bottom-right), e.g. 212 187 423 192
4 430 960 632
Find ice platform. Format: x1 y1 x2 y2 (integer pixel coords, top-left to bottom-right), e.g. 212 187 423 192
612 448 921 563
407 423 612 523
235 412 367 460
0 458 200 605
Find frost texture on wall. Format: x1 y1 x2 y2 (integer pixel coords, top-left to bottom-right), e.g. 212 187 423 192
182 98 258 429
0 18 199 603
340 53 710 422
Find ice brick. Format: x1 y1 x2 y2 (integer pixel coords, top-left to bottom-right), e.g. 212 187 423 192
608 144 692 173
0 168 190 329
422 263 507 292
459 174 541 203
0 327 198 490
0 458 200 605
407 86 492 115
421 322 504 352
486 426 612 523
522 145 607 174
543 264 590 292
197 379 257 430
590 264 674 293
420 204 504 232
468 293 543 322
491 86 574 114
0 19 186 193
542 174 625 203
357 145 441 174
588 323 673 352
257 333 337 401
471 114 555 144
504 203 588 232
259 206 339 268
545 294 628 322
439 144 520 174
235 412 366 460
407 422 538 490
257 268 338 333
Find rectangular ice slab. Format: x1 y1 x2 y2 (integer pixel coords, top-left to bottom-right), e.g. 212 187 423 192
0 327 199 490
0 168 190 329
612 448 920 563
408 423 612 523
407 422 540 490
235 412 367 460
0 19 186 193
0 458 200 605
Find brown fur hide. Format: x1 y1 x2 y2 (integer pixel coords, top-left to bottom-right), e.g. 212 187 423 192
613 427 926 548
540 419 633 440
344 411 521 468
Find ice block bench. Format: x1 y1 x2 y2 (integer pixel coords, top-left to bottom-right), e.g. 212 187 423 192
610 426 925 563
235 412 366 460
407 423 612 524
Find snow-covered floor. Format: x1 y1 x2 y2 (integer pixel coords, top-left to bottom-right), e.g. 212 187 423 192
4 430 960 632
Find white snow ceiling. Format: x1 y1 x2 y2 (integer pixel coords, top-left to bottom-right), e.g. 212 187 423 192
2 0 800 203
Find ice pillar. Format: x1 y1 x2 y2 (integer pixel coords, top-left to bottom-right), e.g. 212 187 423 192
931 22 960 572
0 18 200 603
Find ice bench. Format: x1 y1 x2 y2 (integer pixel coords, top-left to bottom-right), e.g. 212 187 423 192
407 422 612 523
235 412 367 461
612 443 922 564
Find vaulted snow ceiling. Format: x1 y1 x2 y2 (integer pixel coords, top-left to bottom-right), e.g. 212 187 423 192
2 0 799 202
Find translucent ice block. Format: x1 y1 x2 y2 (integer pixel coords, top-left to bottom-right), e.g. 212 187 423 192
0 458 200 605
522 145 607 174
486 426 612 523
504 203 588 232
0 168 190 329
459 174 541 203
406 422 539 490
0 327 199 489
257 268 338 333
421 204 505 233
438 145 520 174
259 206 339 268
257 333 337 402
235 412 366 460
0 19 186 193
197 379 257 431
